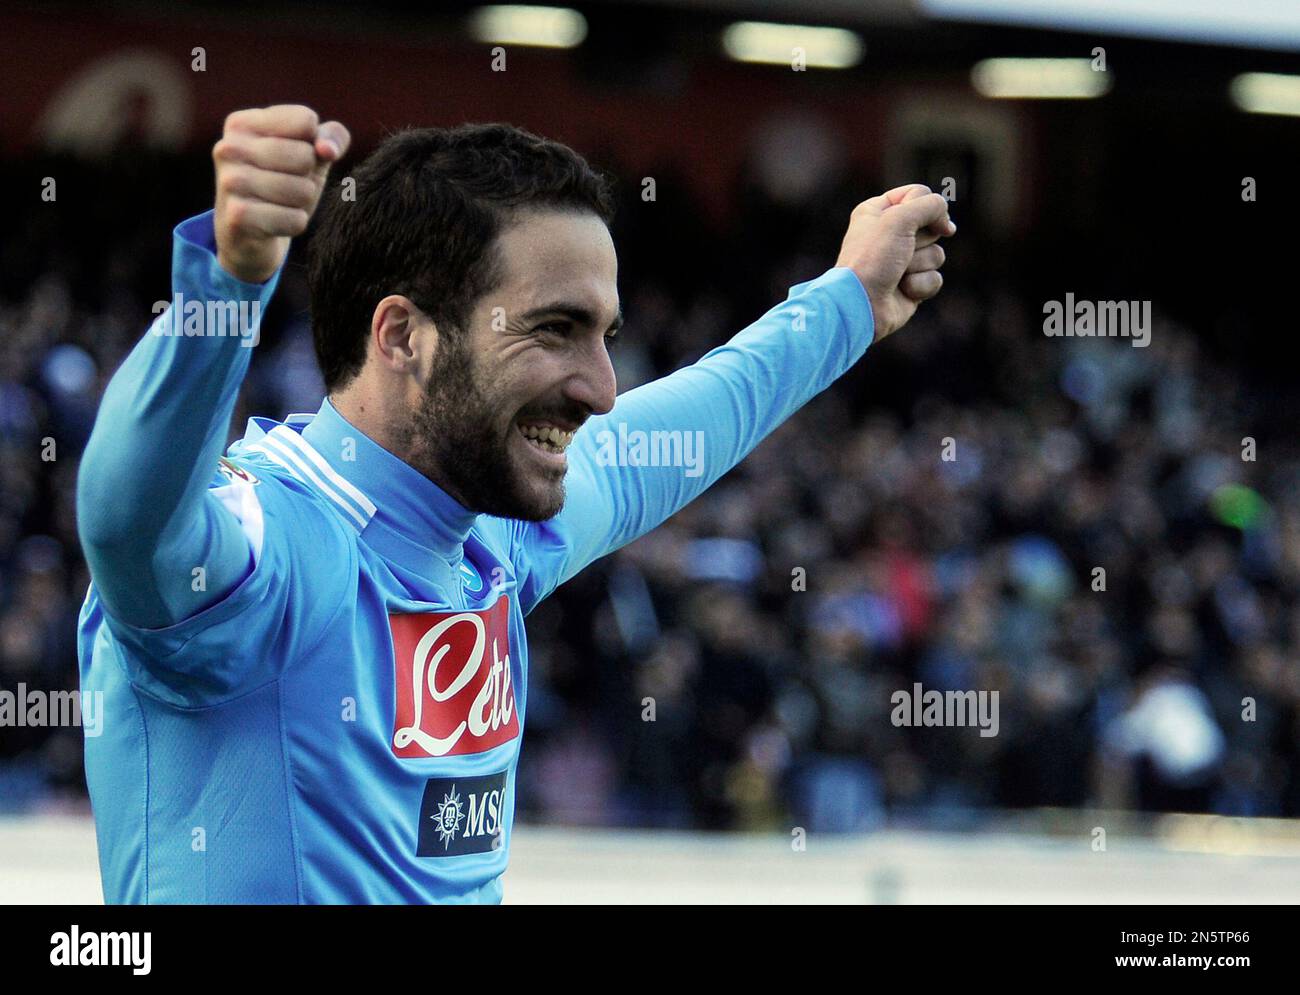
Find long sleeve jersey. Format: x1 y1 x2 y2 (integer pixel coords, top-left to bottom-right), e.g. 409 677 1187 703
76 209 875 903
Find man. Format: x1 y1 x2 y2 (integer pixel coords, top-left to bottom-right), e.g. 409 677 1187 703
77 105 953 903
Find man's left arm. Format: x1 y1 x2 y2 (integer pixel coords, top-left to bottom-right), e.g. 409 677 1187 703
514 185 953 612
513 267 866 611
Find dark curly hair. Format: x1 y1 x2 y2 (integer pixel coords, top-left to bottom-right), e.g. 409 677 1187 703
307 123 616 391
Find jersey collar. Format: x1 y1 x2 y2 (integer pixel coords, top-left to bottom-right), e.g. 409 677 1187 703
240 398 479 563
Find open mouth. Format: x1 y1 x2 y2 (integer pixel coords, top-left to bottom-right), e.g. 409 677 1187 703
516 421 576 459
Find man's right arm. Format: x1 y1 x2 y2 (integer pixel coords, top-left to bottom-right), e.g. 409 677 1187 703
76 105 350 631
76 214 281 628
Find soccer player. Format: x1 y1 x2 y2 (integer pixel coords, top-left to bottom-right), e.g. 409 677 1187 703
76 105 953 903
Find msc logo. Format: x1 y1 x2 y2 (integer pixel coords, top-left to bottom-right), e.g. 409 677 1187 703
417 770 508 857
390 597 518 758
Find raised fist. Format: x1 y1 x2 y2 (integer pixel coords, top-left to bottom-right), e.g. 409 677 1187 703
835 184 956 341
212 104 350 284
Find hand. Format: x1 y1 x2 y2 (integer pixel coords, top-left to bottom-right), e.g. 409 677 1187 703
212 104 351 284
834 183 955 341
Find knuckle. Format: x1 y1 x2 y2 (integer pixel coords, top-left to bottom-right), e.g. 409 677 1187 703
276 178 311 209
216 168 240 195
282 104 319 135
293 177 319 207
288 143 316 173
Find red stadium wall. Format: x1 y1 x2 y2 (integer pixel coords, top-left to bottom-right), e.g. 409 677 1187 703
0 6 1014 222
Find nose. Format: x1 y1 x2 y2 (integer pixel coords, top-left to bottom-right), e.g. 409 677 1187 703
566 338 618 418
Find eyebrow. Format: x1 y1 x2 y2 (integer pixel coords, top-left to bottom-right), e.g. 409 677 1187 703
521 302 624 335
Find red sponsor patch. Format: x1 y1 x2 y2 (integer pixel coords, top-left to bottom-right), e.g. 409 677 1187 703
390 597 518 758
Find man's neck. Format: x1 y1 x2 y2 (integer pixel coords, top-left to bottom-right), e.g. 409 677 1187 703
299 396 479 564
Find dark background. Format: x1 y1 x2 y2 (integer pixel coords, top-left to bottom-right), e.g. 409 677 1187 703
2 0 1298 830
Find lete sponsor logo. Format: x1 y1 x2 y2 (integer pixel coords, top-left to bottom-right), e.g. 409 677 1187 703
390 597 518 758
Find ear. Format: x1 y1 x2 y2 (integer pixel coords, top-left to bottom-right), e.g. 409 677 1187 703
370 295 434 375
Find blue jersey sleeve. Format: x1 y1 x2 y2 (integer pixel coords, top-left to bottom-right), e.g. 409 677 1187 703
76 212 316 697
513 266 874 613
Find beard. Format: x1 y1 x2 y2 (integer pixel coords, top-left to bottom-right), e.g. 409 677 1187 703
404 335 567 521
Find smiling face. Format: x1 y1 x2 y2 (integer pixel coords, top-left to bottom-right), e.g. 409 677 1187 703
406 207 621 521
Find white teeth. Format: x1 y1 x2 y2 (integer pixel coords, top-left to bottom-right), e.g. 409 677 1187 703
518 422 574 455
518 423 574 452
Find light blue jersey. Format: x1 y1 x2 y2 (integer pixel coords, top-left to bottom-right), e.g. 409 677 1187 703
76 210 874 903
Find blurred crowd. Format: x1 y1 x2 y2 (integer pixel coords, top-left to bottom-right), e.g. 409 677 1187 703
2 142 1298 832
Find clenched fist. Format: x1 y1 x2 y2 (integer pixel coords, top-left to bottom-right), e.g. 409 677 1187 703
213 105 351 284
835 184 956 341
